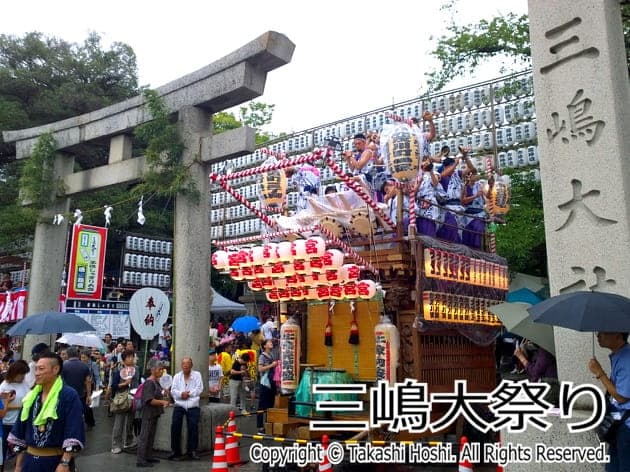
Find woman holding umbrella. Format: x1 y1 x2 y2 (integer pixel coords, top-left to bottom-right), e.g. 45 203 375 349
588 332 630 471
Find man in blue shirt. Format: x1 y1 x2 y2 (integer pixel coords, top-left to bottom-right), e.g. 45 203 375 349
589 332 630 472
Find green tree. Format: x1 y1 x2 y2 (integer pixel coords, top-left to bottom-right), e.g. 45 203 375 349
213 101 276 145
0 31 139 252
427 1 629 92
495 172 547 276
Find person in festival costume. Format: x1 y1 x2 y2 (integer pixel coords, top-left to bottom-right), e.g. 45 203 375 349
8 352 85 472
460 169 488 249
285 163 321 211
416 157 440 237
436 146 477 243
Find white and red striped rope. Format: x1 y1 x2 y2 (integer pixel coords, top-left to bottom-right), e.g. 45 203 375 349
210 149 327 182
325 156 397 230
210 176 279 231
213 227 315 247
318 226 377 274
485 156 496 254
384 111 414 126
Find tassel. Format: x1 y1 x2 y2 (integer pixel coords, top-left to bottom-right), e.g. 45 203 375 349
324 322 333 346
348 301 359 345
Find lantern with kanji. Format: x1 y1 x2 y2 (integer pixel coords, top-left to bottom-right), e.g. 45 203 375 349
291 239 308 260
304 236 326 258
357 280 378 300
386 123 421 182
339 264 361 284
261 161 287 209
280 316 301 394
374 314 400 386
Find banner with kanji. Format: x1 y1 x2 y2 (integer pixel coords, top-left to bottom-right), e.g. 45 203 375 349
0 289 27 323
66 224 108 300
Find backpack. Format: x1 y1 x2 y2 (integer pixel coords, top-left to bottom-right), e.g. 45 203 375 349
132 380 146 413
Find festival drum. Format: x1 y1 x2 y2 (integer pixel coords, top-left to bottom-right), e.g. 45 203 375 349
387 124 420 182
350 210 375 236
319 216 343 239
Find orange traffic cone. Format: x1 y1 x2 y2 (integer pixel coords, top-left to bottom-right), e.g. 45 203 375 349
226 410 246 466
458 436 473 472
211 425 228 472
319 434 332 472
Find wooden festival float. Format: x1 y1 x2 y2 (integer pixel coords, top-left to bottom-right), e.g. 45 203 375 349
209 120 510 441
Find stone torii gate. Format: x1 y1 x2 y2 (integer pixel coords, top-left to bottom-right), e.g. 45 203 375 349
2 32 295 386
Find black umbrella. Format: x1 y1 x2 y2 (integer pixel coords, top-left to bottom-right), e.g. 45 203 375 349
7 311 96 336
528 291 630 332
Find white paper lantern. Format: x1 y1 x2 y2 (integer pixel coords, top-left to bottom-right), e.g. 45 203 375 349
340 264 361 284
329 285 344 301
305 237 326 258
307 258 325 273
290 287 305 301
230 268 244 281
261 277 275 290
211 250 229 270
343 282 359 299
357 280 378 299
277 241 293 262
273 277 287 290
251 246 265 265
304 272 324 287
324 270 343 285
291 239 308 260
227 252 241 269
293 260 309 275
262 243 279 264
266 289 280 302
304 288 319 300
247 279 264 291
270 262 286 278
279 289 292 302
316 286 331 300
239 249 253 267
241 266 255 280
322 249 345 270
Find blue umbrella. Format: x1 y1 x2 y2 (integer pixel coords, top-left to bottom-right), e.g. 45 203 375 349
7 311 96 336
507 288 544 305
231 315 261 334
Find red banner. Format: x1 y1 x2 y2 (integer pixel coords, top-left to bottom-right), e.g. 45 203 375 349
0 289 27 323
66 224 108 300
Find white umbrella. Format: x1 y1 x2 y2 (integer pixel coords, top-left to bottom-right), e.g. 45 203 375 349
57 332 104 349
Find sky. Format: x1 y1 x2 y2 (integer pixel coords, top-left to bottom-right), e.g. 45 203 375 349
4 0 528 134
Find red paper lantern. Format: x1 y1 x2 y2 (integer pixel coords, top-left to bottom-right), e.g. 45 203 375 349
343 283 359 299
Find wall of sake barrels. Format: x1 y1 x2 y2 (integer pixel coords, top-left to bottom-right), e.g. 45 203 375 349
306 300 381 381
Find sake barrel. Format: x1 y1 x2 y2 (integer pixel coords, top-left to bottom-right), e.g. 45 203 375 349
387 124 420 182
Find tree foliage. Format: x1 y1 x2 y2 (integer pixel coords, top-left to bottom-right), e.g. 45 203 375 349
0 32 139 253
495 172 547 277
213 101 275 145
427 2 629 92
